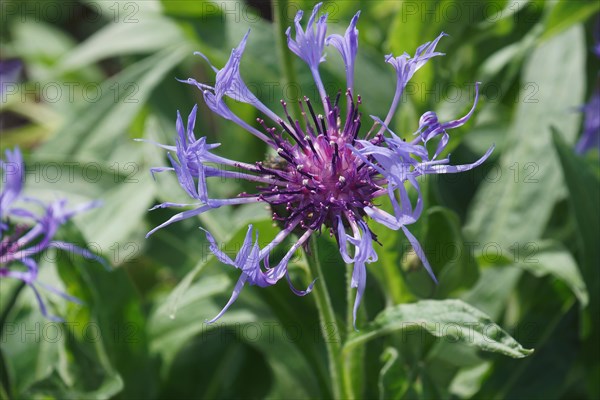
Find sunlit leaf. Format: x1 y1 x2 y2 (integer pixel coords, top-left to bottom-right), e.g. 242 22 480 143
465 25 585 251
345 299 533 359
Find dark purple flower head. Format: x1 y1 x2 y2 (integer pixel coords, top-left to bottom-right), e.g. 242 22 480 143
145 3 493 328
0 148 105 321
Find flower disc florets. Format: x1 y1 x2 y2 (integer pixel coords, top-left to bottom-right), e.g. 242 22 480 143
256 93 380 233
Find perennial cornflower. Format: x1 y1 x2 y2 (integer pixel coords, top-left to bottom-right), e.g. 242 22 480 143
145 3 494 326
0 148 104 321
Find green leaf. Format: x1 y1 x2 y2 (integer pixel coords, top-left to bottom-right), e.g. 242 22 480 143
553 130 600 397
475 25 541 99
0 259 125 399
148 274 323 398
541 0 600 41
424 207 479 298
345 299 533 359
0 311 61 397
472 279 578 399
462 266 523 320
39 44 190 159
491 307 580 399
56 226 158 399
160 0 225 17
465 25 585 251
76 173 156 251
552 130 600 305
80 0 162 18
449 362 492 398
21 156 128 205
245 321 323 399
478 0 530 27
9 21 77 81
516 240 588 307
148 275 254 366
58 15 184 72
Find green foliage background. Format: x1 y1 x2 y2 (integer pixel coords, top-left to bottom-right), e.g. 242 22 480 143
1 0 599 399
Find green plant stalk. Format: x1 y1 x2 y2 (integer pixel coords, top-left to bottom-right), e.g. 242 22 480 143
306 239 345 399
272 0 303 122
342 263 363 399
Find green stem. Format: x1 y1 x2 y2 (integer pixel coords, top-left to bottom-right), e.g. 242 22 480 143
306 239 345 399
272 0 303 120
343 263 364 399
344 263 356 398
345 263 353 335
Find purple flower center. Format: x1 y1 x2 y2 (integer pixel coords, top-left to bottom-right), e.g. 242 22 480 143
256 92 380 232
0 224 28 263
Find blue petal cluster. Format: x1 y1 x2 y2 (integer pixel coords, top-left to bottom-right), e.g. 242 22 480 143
0 148 104 321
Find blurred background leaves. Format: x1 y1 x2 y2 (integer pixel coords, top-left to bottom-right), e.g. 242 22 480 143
1 0 599 399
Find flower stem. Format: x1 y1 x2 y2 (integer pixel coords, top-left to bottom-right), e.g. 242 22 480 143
272 0 303 120
343 263 362 399
306 239 345 399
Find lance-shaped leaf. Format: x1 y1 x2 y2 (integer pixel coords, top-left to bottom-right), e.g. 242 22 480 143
344 299 533 359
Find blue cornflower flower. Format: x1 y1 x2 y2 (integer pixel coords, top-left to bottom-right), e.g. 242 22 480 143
0 148 105 321
145 3 493 327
